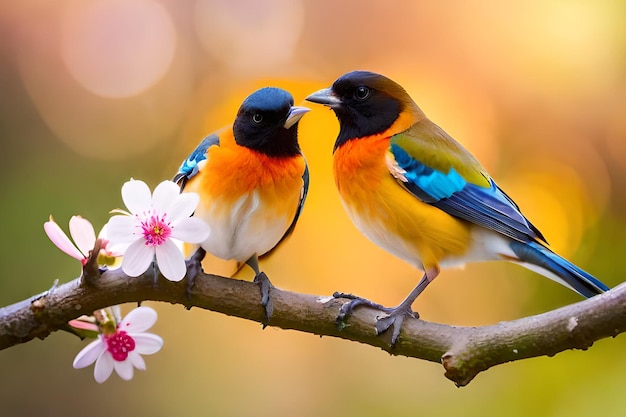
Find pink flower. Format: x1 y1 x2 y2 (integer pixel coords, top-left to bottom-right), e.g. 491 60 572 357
106 179 210 281
72 306 163 383
44 215 119 267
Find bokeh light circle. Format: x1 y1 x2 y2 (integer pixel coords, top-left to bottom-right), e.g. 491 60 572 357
193 0 304 72
61 0 177 98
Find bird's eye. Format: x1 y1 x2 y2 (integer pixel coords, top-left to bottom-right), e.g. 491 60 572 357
354 86 370 101
252 113 263 123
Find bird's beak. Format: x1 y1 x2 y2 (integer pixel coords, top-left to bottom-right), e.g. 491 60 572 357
284 106 310 129
305 88 341 107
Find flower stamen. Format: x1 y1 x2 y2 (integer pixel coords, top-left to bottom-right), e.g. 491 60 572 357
105 330 136 361
140 212 172 246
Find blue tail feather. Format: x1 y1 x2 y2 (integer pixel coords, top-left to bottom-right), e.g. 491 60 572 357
509 241 609 298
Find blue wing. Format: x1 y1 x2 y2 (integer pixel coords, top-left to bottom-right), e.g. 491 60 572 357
390 142 546 243
173 133 220 190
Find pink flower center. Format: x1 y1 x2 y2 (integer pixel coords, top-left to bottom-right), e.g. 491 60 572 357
140 212 172 246
105 330 136 361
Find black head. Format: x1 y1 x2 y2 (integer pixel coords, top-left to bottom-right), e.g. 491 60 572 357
306 71 420 151
233 87 309 157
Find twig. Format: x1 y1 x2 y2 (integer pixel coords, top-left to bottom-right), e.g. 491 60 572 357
0 267 624 386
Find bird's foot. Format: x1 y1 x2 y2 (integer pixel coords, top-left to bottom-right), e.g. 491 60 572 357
333 292 393 321
374 304 418 348
185 248 206 299
151 261 159 289
333 292 418 348
253 272 274 325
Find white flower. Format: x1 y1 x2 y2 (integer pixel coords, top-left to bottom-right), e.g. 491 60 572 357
72 306 163 383
44 215 120 267
106 179 210 282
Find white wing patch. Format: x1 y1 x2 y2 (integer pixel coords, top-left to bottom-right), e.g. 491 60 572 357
385 150 408 182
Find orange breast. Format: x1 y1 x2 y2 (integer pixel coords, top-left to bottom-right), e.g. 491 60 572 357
187 130 305 206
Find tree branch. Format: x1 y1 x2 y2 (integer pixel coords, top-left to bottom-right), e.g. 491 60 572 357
1 265 624 387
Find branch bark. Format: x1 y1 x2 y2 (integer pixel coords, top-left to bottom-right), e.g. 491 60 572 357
1 265 624 387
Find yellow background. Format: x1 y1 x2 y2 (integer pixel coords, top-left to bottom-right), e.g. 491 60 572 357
1 0 625 416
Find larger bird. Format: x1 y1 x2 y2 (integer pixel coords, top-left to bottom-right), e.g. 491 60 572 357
174 87 310 321
306 71 609 345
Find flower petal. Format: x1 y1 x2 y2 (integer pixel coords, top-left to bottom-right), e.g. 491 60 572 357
44 217 84 260
151 180 181 213
155 239 186 281
73 339 106 369
119 306 158 333
167 192 200 223
94 351 114 383
68 319 99 332
106 242 131 258
97 222 109 240
69 216 96 257
121 239 154 277
113 358 135 381
97 224 124 257
128 351 146 371
122 179 152 215
105 215 139 246
171 217 211 243
132 333 164 355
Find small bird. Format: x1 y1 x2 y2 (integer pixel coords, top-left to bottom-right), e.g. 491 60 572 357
306 70 609 345
174 87 310 321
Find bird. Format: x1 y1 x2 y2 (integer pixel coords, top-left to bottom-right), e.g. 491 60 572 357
173 87 310 322
306 70 609 346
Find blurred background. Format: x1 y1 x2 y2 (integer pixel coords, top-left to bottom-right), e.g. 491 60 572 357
1 0 626 416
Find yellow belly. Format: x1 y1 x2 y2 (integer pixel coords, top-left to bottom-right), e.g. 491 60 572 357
334 136 472 272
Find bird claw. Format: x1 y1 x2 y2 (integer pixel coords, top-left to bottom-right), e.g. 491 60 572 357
333 291 417 347
151 261 159 289
185 248 206 299
375 308 418 348
254 272 274 324
333 292 391 323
